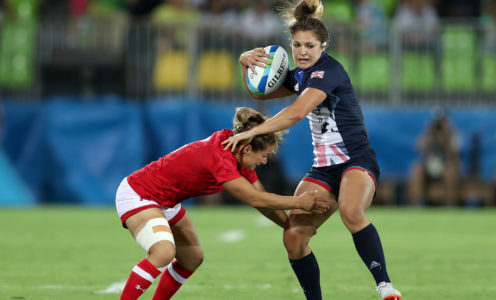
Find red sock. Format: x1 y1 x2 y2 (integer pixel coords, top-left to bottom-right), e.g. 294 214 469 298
121 258 161 300
152 260 194 300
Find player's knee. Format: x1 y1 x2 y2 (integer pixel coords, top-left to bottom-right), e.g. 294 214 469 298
283 226 314 249
149 241 176 268
184 248 204 271
339 204 365 227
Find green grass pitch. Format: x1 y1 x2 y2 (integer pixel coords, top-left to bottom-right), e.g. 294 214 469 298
1 206 495 299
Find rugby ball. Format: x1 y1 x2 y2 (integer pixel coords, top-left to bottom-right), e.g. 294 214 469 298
246 45 289 96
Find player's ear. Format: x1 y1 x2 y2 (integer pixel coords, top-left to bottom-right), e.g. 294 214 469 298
241 144 252 154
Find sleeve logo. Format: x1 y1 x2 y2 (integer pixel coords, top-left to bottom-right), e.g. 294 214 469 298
311 70 325 79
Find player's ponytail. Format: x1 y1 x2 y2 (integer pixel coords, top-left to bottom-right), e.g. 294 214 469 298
233 107 286 152
277 0 329 49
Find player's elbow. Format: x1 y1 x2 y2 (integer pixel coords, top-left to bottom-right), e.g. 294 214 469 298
287 111 306 124
247 197 265 209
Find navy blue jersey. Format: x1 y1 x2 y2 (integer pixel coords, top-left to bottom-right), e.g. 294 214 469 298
283 52 377 167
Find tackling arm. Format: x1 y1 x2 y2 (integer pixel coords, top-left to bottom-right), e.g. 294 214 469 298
222 177 329 213
251 180 288 229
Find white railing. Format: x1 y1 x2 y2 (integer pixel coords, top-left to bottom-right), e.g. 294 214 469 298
0 16 495 106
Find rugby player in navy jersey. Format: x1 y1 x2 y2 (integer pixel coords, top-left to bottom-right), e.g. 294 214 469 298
222 1 402 299
115 107 330 300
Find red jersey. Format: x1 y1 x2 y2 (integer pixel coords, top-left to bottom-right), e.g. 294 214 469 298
127 129 258 207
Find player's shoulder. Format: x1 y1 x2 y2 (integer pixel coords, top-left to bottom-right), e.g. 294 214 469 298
316 54 350 83
319 54 346 73
204 129 236 159
204 129 233 145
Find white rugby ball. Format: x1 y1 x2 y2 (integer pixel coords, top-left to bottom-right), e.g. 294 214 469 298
246 45 289 96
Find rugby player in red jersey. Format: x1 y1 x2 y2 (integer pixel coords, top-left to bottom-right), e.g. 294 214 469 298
115 107 330 299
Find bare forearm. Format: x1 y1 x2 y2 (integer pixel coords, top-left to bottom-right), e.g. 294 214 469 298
250 107 302 136
249 191 301 210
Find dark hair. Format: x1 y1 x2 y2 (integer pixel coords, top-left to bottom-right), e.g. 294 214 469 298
278 0 329 48
232 107 286 152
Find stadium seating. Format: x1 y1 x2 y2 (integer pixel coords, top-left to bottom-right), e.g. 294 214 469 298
324 0 353 22
0 0 38 89
401 53 436 92
355 53 390 92
197 50 235 91
441 25 476 91
153 50 189 91
481 54 496 92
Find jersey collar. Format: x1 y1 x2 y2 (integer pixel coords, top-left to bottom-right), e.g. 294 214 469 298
293 51 327 86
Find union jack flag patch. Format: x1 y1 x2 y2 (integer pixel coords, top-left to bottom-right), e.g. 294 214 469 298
311 70 325 79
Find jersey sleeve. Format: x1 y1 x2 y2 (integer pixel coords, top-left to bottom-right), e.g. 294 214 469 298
207 148 244 184
307 64 348 96
239 168 258 184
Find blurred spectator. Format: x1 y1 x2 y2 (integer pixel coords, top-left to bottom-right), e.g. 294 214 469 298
324 0 354 53
434 0 481 18
40 0 71 19
393 0 440 51
0 0 5 25
199 0 238 30
152 0 199 49
355 0 389 51
197 0 239 51
126 0 163 17
237 0 283 47
480 0 496 52
408 108 460 206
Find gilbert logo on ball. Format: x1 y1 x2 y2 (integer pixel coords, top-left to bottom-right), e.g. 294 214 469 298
246 45 289 96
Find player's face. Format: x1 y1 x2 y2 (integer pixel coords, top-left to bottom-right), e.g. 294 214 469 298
241 145 275 170
291 30 325 70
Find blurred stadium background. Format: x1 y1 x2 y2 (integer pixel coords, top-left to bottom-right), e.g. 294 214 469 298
1 0 496 299
1 0 495 207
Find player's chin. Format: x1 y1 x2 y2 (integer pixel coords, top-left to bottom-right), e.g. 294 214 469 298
296 60 310 69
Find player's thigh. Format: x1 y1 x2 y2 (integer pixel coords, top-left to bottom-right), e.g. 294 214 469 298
125 207 168 238
171 212 203 269
289 180 338 229
338 169 375 212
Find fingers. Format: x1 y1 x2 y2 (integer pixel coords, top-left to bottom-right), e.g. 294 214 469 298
221 137 238 152
245 48 272 75
311 197 331 214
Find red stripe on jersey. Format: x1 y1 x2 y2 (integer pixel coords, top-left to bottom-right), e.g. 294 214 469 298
315 143 327 166
329 144 349 162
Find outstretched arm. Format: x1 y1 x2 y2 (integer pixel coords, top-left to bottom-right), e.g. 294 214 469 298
251 180 288 229
222 87 327 151
222 177 330 213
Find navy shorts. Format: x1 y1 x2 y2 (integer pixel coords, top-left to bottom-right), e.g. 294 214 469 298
302 155 380 198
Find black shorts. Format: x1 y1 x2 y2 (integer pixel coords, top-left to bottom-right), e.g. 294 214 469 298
302 155 380 198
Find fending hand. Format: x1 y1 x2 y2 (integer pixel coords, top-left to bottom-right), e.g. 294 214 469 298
221 132 253 152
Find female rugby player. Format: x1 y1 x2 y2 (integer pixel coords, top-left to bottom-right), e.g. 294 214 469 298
116 107 330 299
222 1 402 299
